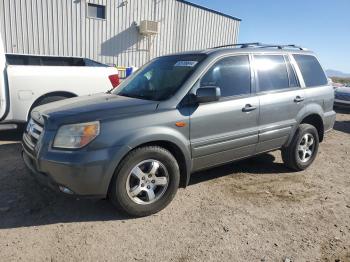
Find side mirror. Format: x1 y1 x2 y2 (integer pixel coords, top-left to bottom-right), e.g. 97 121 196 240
196 86 221 103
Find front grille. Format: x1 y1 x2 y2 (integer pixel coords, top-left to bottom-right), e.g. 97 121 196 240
23 118 44 154
335 92 350 101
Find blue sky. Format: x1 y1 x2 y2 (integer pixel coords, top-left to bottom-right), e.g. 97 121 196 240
190 0 350 73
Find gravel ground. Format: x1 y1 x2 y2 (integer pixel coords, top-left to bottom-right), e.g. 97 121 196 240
0 111 349 262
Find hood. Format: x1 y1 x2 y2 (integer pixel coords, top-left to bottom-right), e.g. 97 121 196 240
335 86 350 94
32 93 159 128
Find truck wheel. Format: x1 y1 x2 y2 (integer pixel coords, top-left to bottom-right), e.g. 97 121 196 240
109 146 180 217
282 124 319 171
35 96 68 107
28 96 69 120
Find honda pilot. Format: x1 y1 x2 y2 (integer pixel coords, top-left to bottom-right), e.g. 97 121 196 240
22 43 336 217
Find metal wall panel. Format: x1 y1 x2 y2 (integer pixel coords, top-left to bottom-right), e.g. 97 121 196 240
0 0 240 67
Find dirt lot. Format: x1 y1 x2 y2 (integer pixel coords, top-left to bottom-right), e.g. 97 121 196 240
0 111 349 262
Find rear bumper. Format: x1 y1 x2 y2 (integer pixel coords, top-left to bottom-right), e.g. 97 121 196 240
334 99 350 107
0 120 25 130
323 110 336 133
0 123 18 131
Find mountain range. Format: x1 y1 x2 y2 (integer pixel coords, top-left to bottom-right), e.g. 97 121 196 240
325 69 350 78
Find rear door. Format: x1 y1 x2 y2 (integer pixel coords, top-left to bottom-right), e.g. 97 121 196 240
190 55 259 171
254 54 305 153
293 54 332 111
0 34 8 120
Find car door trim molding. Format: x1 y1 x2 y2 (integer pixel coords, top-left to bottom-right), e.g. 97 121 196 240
192 127 258 146
259 126 293 142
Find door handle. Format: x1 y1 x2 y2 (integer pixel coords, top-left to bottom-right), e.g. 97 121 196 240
294 96 305 103
242 104 257 112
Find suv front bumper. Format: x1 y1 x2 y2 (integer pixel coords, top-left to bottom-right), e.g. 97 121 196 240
22 150 61 193
22 142 126 198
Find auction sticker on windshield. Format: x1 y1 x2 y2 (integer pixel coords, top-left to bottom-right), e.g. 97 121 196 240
174 61 198 67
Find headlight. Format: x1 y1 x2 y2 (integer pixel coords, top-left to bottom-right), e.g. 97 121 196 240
53 121 100 149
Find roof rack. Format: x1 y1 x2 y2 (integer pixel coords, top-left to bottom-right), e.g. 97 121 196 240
209 43 260 49
210 42 307 51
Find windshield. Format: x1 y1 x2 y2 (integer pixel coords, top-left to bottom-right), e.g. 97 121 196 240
114 54 207 101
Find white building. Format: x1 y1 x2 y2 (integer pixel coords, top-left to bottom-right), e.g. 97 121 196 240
0 0 241 67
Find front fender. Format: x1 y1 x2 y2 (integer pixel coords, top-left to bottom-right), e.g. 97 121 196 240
126 126 192 183
126 126 190 151
101 126 193 193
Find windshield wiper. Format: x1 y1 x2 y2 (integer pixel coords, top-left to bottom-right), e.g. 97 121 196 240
118 93 149 100
106 88 115 94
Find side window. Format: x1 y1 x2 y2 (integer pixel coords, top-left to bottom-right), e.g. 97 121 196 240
201 55 251 97
87 3 106 19
255 55 290 92
293 54 328 87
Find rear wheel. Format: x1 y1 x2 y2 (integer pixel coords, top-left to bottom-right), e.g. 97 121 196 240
22 96 71 132
109 146 180 217
33 95 69 109
282 124 319 171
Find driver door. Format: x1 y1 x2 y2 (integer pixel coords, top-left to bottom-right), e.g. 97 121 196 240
189 55 259 171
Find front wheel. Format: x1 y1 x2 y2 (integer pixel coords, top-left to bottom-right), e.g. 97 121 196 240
109 146 180 217
282 124 319 171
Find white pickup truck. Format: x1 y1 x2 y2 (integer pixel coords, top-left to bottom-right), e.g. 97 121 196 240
0 35 119 131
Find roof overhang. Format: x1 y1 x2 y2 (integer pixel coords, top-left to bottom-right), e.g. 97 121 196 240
176 0 241 21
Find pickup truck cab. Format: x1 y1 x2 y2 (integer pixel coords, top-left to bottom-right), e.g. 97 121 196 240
22 43 336 217
0 35 119 130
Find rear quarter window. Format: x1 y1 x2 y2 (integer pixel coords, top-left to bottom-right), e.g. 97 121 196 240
293 54 327 87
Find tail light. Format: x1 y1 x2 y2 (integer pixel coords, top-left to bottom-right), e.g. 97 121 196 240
108 74 120 88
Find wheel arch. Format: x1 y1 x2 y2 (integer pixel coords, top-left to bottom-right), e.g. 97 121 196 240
300 113 324 142
106 138 192 197
27 91 78 120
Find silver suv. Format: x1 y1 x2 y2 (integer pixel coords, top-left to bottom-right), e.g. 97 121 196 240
22 43 336 216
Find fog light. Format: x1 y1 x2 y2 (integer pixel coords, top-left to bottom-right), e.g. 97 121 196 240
59 186 74 195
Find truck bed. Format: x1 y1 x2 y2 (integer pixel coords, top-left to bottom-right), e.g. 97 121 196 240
5 54 106 67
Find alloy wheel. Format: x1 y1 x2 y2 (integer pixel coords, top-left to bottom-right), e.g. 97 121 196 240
126 159 169 205
297 133 315 163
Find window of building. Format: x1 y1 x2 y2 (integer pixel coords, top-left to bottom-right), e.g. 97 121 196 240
293 54 328 87
87 3 106 19
255 55 290 92
200 55 251 98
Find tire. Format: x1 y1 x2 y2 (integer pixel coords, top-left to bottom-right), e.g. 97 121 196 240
28 96 69 120
35 96 69 107
282 124 319 171
109 146 180 217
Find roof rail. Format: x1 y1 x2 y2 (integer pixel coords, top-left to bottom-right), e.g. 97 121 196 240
258 44 307 51
210 43 307 51
209 43 261 49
